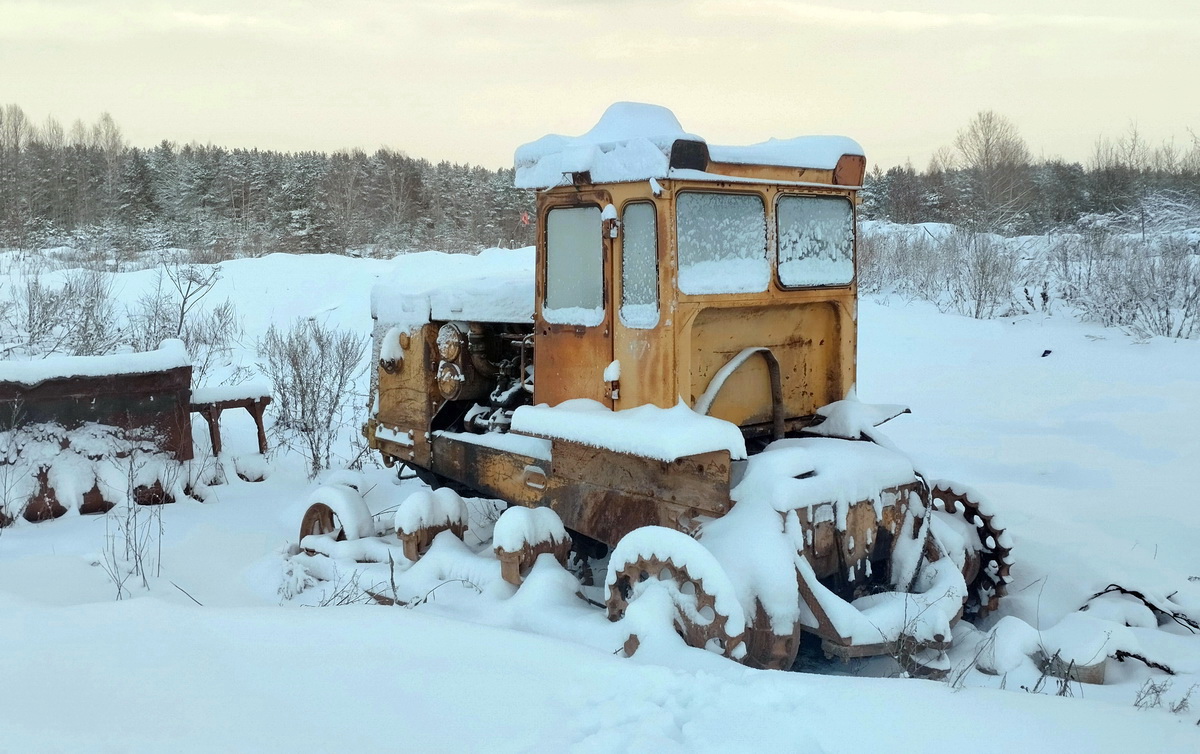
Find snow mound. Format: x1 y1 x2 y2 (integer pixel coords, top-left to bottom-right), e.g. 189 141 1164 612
394 488 468 535
370 247 535 332
697 437 918 633
0 422 198 523
190 379 272 404
492 505 568 553
511 398 747 462
731 437 916 514
515 102 696 189
808 395 910 440
306 484 373 540
709 136 864 171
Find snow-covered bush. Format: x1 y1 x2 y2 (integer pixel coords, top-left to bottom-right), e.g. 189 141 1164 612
257 319 366 476
857 224 946 299
1122 235 1200 339
1051 232 1200 339
858 223 1028 318
862 218 1200 338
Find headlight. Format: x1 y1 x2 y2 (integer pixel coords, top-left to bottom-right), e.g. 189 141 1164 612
436 361 464 400
437 323 465 362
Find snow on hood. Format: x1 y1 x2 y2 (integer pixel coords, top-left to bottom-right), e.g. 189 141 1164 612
511 398 747 462
514 102 864 189
370 247 535 331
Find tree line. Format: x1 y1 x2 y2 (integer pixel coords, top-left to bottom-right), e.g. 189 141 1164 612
861 111 1200 235
0 104 535 261
4 104 1200 262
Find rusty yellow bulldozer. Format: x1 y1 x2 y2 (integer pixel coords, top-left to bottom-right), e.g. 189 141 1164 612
298 103 1011 674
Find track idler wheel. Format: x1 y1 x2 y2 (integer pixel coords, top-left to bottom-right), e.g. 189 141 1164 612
929 480 1013 618
298 484 374 556
298 503 346 553
492 506 570 586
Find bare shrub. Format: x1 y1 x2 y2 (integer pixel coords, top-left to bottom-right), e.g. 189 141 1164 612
0 403 29 531
857 224 947 300
1134 679 1172 710
125 256 244 384
1048 233 1117 312
1124 236 1200 339
257 319 366 476
1 267 121 357
940 229 1027 319
1170 684 1197 715
855 229 885 294
94 435 177 599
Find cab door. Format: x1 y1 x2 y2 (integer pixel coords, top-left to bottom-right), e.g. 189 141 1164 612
533 189 614 408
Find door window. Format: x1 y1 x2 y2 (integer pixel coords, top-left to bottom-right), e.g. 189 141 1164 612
544 206 603 326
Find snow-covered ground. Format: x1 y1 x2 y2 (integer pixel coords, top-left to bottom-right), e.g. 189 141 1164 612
1 250 1199 751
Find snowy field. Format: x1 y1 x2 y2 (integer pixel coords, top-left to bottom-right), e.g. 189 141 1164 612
1 249 1199 752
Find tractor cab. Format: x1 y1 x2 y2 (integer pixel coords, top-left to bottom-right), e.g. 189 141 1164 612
520 102 867 443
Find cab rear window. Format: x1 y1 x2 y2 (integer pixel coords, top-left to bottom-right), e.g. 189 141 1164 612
777 195 854 287
676 192 768 295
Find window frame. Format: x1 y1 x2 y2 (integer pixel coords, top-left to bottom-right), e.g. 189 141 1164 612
773 192 857 291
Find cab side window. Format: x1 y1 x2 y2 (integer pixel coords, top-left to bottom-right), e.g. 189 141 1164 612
620 202 659 328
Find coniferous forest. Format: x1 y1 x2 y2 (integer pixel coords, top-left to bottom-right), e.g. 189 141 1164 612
0 105 535 263
3 105 1200 263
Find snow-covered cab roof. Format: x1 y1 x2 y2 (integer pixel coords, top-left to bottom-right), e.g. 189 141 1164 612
514 102 865 190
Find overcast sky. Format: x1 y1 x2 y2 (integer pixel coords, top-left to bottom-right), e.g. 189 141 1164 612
3 0 1197 170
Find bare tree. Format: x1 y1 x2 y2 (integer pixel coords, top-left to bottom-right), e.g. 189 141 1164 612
92 111 126 209
954 111 1032 230
126 254 243 384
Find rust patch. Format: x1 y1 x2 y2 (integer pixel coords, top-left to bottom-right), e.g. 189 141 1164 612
0 366 194 461
22 467 67 522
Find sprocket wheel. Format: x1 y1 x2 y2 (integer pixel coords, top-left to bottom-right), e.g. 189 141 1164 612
929 481 1012 618
606 555 743 659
